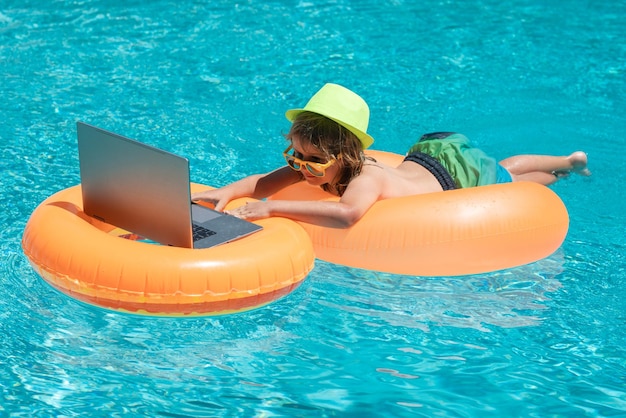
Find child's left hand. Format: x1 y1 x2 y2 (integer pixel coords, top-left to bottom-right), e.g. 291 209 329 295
226 201 271 221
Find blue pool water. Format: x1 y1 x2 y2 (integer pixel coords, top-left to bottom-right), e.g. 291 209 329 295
2 0 625 416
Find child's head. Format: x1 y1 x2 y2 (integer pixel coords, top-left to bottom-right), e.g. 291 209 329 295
285 83 374 149
287 111 362 158
284 83 375 195
285 111 367 196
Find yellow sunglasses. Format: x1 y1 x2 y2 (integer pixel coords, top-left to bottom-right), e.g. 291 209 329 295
283 145 339 177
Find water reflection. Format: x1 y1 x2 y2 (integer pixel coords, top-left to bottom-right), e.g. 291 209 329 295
316 250 565 332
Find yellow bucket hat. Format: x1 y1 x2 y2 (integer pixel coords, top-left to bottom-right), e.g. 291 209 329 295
285 83 375 149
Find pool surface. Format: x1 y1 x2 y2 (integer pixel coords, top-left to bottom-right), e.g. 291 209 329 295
2 0 625 416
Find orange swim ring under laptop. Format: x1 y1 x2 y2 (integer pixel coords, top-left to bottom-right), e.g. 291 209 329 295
22 184 315 316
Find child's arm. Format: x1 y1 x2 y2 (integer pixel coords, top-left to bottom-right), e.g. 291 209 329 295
227 168 383 228
192 166 302 211
228 199 370 228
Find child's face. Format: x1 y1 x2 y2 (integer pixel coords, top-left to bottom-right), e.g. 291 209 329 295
289 135 341 186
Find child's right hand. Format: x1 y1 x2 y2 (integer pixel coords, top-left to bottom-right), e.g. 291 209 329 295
191 188 233 212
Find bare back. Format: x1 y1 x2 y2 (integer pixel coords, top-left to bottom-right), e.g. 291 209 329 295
360 159 445 199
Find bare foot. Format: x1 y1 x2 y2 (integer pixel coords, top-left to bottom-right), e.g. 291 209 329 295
569 151 591 176
554 151 591 177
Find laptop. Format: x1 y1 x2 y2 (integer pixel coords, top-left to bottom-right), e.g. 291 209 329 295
76 121 262 249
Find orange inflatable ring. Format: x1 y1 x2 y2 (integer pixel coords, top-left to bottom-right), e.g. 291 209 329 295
269 150 569 276
22 184 315 316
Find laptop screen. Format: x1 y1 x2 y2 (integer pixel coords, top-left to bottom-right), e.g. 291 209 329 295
77 122 195 247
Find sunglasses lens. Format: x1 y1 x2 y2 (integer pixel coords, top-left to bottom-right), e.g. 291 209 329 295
285 156 301 170
306 164 325 177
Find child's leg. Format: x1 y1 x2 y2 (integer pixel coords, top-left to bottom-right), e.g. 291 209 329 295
499 151 590 185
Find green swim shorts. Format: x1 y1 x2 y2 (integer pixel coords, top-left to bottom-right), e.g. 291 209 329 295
407 132 499 188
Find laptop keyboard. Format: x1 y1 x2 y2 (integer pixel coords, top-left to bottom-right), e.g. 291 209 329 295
192 223 216 241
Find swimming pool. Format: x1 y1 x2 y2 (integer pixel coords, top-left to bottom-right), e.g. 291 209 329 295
2 0 625 415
